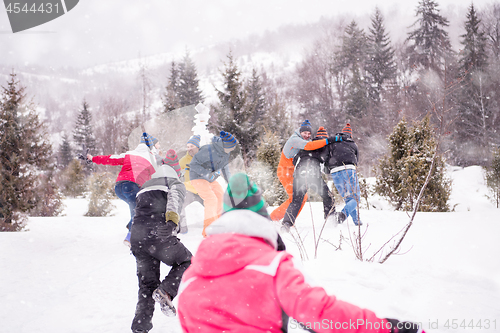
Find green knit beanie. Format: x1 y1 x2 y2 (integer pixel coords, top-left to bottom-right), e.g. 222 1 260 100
223 173 269 218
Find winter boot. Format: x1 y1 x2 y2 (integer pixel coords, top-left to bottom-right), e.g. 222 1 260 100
152 288 176 317
123 231 131 248
336 212 347 224
280 221 293 233
326 212 337 225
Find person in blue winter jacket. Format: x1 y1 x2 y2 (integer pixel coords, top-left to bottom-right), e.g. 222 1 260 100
188 131 238 237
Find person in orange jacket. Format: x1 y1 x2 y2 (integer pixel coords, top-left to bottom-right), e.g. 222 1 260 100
270 120 330 223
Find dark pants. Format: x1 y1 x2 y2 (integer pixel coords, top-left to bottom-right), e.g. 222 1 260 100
130 223 192 333
283 166 334 225
114 181 140 230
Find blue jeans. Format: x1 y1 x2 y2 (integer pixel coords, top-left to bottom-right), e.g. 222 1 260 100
115 181 140 230
330 168 360 225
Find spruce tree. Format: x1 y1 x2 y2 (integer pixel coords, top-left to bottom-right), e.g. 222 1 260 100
366 7 397 107
73 100 97 154
243 68 267 161
163 53 204 113
211 51 255 166
163 61 181 112
341 20 369 119
406 0 453 76
0 72 53 230
58 133 73 169
453 4 492 166
178 52 204 107
375 117 451 212
459 4 488 74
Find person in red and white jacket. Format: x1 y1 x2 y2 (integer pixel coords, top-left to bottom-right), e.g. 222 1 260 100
87 132 159 245
177 174 424 333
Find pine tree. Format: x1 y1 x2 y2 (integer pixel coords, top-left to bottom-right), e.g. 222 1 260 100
260 73 293 146
73 100 97 154
58 133 73 169
366 7 397 107
345 65 368 119
242 68 267 161
178 52 204 107
453 4 492 166
485 147 500 208
163 53 204 113
211 51 256 166
342 20 369 119
163 61 182 112
460 4 488 74
0 72 53 230
375 117 451 212
406 0 453 76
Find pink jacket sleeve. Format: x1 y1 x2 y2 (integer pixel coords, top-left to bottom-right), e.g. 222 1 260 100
92 154 125 166
275 256 390 333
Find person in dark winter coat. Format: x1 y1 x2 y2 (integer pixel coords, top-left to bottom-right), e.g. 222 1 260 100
327 123 361 225
282 127 335 230
87 132 159 246
130 164 192 333
270 120 330 222
189 131 238 237
177 173 425 333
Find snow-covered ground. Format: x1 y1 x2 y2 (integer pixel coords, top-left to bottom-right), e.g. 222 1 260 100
1 166 499 333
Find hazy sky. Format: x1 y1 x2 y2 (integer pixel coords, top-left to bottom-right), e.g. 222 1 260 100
0 0 494 68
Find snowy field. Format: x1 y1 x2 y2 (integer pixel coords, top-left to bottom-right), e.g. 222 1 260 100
1 166 499 333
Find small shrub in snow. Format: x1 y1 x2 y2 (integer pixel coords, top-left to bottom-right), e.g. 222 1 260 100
374 117 451 212
85 172 116 217
60 159 87 197
485 147 500 208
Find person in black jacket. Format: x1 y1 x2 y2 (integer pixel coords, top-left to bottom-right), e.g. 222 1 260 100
282 127 335 230
130 163 192 333
326 123 362 226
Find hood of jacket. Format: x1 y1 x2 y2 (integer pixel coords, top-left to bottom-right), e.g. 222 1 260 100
151 164 179 179
191 210 278 278
211 136 225 153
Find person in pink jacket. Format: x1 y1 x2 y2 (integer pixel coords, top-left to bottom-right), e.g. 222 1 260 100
177 173 425 333
87 132 158 246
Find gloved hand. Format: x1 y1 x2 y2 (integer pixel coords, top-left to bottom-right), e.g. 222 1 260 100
206 170 221 182
77 153 93 164
327 135 343 144
385 319 425 333
156 220 177 240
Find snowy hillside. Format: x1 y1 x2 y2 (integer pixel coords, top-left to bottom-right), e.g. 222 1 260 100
0 166 499 333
